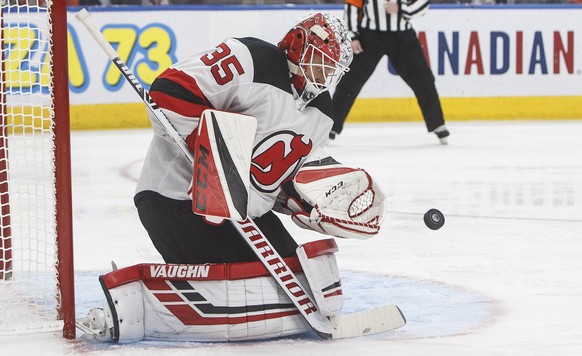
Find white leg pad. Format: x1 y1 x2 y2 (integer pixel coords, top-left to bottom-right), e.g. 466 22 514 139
296 239 343 316
84 262 311 343
102 279 145 343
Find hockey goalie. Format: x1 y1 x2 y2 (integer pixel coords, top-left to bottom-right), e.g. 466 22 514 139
76 12 398 343
77 126 389 342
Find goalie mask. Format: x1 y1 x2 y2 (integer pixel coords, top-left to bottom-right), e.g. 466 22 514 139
279 12 353 110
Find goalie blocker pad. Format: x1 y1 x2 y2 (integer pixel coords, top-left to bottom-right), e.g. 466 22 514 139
192 109 257 221
87 239 342 343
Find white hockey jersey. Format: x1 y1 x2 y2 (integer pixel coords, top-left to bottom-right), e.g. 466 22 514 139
136 37 334 218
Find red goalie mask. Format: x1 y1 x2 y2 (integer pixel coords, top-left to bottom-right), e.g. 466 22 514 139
278 12 352 110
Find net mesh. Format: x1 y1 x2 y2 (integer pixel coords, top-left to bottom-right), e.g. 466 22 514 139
0 0 62 334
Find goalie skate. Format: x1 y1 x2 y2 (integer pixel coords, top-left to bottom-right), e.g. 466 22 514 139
76 307 113 341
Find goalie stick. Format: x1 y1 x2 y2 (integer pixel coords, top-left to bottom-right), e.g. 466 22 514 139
75 9 405 339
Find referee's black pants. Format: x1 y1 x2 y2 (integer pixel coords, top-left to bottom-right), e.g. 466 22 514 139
332 29 445 135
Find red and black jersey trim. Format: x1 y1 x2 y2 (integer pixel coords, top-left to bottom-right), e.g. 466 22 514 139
237 37 292 95
150 67 213 117
306 90 334 119
151 78 207 106
301 155 341 168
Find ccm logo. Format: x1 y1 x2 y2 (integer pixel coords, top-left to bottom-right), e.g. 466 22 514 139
325 181 343 198
195 145 210 212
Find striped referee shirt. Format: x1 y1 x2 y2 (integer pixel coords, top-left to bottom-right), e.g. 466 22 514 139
344 0 430 38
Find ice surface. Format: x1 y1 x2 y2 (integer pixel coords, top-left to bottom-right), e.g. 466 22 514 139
3 120 582 355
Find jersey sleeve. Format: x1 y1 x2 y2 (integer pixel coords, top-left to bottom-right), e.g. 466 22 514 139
401 0 430 20
149 38 253 120
344 1 363 39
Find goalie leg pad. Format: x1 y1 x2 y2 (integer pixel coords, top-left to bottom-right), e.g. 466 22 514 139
296 239 343 316
81 262 312 343
100 277 146 343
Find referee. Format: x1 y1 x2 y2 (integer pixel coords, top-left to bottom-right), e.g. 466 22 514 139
331 0 450 144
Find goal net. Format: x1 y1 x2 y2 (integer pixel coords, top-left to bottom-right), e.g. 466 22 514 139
0 0 75 338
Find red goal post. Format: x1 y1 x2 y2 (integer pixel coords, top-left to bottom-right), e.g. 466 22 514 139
0 0 75 339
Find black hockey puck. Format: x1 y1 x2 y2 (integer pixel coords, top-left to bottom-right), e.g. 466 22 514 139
424 209 445 230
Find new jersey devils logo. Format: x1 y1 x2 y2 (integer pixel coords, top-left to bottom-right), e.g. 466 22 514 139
251 131 313 193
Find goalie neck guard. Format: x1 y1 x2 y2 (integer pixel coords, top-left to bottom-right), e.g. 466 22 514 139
278 12 353 110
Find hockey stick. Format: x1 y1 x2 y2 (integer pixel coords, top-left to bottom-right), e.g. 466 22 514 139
74 10 192 163
75 9 405 339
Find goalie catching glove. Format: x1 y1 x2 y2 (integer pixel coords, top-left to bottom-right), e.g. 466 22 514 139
274 149 387 240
